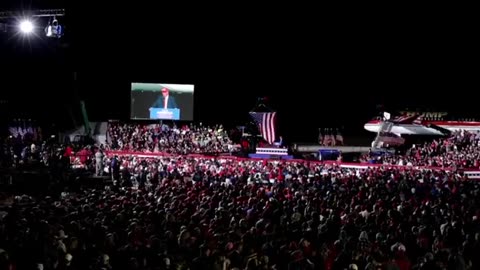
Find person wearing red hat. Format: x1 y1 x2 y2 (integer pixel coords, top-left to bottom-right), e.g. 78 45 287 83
151 87 178 109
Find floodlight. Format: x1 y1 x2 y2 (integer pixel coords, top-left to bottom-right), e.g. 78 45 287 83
19 20 34 34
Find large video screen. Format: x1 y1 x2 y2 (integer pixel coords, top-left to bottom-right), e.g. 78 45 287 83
130 83 194 121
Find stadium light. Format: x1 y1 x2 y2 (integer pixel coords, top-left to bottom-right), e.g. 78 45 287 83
19 20 34 34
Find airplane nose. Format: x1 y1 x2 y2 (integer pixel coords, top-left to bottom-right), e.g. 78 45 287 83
364 123 377 133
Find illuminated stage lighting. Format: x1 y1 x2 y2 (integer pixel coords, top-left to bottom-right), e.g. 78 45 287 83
19 20 34 34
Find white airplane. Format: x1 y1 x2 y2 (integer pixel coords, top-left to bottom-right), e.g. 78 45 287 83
364 111 480 136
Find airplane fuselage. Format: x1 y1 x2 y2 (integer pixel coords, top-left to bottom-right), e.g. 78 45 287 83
364 120 480 136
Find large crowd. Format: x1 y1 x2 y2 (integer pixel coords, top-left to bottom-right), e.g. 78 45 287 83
363 130 480 170
1 123 480 270
107 122 235 155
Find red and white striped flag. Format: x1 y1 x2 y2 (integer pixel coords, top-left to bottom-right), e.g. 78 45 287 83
323 129 333 146
335 131 344 145
318 129 324 145
250 112 277 144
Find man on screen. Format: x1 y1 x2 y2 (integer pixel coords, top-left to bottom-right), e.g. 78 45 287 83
151 87 178 109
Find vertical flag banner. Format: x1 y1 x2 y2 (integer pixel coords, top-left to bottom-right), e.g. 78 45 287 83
249 112 277 144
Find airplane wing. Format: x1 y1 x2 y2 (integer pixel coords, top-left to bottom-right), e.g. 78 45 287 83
426 124 451 136
404 114 450 136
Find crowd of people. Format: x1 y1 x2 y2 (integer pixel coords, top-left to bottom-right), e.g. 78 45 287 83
363 130 480 170
1 123 480 269
2 154 480 269
107 122 236 155
0 135 63 170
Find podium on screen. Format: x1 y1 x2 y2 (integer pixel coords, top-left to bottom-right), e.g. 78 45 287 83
149 108 181 120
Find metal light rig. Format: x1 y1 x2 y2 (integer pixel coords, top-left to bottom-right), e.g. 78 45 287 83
0 9 66 36
0 9 66 19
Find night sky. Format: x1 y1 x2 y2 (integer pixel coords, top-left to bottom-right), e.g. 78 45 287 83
0 3 476 144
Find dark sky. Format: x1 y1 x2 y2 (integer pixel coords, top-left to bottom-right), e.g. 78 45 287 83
0 3 476 143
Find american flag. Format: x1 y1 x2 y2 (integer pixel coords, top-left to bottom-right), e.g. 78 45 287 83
335 132 344 145
249 112 277 144
318 129 324 145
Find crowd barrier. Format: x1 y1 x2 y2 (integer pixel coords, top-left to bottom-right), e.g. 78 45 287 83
104 151 480 179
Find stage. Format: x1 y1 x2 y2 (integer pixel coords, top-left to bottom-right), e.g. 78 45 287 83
248 153 294 160
248 147 293 160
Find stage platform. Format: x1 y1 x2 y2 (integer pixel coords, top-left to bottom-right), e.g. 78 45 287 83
248 153 294 160
248 147 293 160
